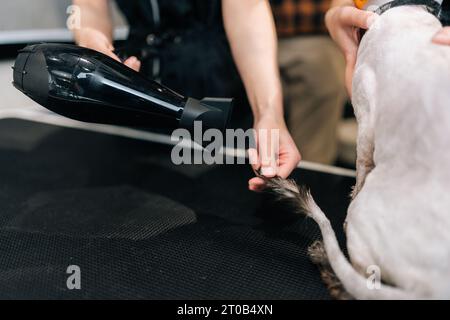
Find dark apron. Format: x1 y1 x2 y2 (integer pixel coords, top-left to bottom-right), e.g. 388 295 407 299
114 0 246 103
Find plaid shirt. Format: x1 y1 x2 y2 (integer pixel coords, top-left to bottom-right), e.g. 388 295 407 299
270 0 332 36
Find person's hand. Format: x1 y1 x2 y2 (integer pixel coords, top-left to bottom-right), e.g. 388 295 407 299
248 114 301 192
432 27 450 45
76 27 141 71
325 0 378 96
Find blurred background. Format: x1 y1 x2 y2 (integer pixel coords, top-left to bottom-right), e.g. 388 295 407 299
0 0 126 36
0 0 357 167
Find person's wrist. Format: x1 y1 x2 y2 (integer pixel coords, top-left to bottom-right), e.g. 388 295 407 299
252 95 284 121
254 108 284 125
253 110 288 133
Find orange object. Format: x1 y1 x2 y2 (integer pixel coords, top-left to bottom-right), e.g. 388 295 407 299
354 0 368 9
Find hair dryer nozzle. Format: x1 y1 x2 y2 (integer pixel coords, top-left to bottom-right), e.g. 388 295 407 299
180 97 233 132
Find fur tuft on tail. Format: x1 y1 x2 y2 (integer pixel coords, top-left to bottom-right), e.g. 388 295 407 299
262 177 314 216
308 241 353 300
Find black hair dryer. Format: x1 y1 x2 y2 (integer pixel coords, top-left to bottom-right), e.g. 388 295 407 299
12 43 233 132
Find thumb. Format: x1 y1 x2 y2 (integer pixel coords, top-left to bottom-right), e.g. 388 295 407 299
124 56 142 72
340 7 379 30
96 47 122 63
258 128 278 177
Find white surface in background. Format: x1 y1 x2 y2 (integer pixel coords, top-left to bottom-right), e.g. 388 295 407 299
0 0 126 31
0 27 129 45
0 0 128 44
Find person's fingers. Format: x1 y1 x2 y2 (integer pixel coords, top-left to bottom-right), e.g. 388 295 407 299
248 148 265 191
249 185 265 192
110 52 122 62
97 47 122 62
248 177 265 186
248 176 266 192
339 7 378 30
248 148 261 172
124 57 136 67
365 12 379 29
277 151 301 179
257 128 278 177
132 59 142 72
124 56 135 70
326 7 376 98
124 56 141 71
432 27 450 45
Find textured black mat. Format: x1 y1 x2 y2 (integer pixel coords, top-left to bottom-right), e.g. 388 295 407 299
0 118 354 299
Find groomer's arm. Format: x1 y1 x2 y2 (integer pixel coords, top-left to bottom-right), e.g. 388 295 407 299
325 0 378 95
72 0 140 71
222 0 301 191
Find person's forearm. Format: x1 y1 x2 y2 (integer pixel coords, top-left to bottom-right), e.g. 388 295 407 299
72 0 113 45
222 0 283 121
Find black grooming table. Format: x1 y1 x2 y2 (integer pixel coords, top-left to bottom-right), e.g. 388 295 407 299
0 118 354 299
